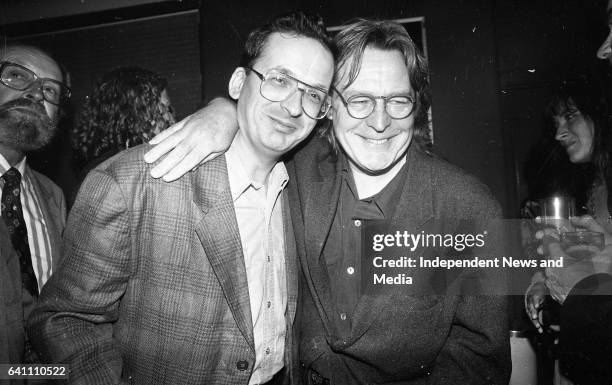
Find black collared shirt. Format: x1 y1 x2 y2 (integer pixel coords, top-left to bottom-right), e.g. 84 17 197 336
321 153 408 338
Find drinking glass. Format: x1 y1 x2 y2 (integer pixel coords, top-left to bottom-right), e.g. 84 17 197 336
539 196 575 233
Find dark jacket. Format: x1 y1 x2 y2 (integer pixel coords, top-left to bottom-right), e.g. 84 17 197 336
286 137 511 384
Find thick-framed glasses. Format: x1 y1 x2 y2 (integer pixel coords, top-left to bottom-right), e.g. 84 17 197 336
248 67 331 120
0 61 71 105
333 87 416 120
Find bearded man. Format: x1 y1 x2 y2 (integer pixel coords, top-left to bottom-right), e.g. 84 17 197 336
0 44 68 364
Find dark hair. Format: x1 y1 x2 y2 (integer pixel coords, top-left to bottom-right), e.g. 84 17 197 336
546 75 610 173
72 66 175 165
239 11 333 68
527 74 611 210
320 18 431 150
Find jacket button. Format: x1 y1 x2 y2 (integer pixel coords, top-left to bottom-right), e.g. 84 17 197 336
236 360 249 371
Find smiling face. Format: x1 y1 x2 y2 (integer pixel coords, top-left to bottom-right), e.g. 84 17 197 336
0 46 62 155
332 47 414 175
229 32 334 161
553 100 594 164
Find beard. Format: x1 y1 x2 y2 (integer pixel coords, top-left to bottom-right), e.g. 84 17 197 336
0 98 58 152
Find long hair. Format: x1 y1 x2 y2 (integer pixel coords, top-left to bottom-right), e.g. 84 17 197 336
527 73 611 211
72 66 175 165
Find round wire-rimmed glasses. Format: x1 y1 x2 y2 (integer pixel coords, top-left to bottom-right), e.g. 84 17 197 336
333 87 416 120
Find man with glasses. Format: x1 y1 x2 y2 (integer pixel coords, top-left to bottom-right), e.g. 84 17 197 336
143 19 510 384
0 44 68 365
28 11 334 385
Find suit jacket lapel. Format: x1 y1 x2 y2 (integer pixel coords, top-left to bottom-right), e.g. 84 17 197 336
192 156 255 353
301 155 343 336
351 146 435 340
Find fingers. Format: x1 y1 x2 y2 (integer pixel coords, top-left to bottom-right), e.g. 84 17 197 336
536 228 561 256
160 150 221 182
150 143 191 179
549 324 560 332
524 292 543 333
535 227 560 240
149 118 184 145
144 129 187 165
525 279 547 333
534 216 542 224
571 215 604 232
546 241 564 257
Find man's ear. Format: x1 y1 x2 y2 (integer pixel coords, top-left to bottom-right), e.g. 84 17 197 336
327 105 334 120
228 67 247 100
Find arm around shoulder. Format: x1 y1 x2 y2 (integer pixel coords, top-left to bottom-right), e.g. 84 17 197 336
145 96 239 181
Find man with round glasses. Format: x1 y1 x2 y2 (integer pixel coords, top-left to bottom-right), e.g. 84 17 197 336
143 18 510 384
0 44 68 365
29 11 333 385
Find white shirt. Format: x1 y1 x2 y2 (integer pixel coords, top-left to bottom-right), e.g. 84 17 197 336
225 141 288 384
0 154 54 290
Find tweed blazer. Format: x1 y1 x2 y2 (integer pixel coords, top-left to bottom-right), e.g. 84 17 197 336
286 137 511 384
28 144 298 385
0 166 65 369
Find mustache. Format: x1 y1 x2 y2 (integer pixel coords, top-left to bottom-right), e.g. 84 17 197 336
0 98 48 116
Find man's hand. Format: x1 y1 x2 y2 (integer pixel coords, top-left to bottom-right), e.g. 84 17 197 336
144 97 238 181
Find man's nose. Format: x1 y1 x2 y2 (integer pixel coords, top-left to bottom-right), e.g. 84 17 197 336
280 89 303 117
23 79 45 103
597 30 612 60
366 102 391 132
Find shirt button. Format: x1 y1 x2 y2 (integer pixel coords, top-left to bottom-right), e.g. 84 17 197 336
267 301 271 308
354 219 362 227
265 347 271 355
347 267 355 275
340 313 347 321
236 360 249 371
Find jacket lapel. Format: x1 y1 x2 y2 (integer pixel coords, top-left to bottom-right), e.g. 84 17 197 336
192 156 255 353
350 146 435 340
301 155 343 336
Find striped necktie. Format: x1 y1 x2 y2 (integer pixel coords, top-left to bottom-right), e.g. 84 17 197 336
1 167 38 297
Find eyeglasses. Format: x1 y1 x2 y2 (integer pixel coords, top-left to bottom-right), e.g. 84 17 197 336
248 67 330 120
333 87 416 120
0 61 71 105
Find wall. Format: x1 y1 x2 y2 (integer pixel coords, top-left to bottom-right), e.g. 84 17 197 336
494 0 606 213
0 0 167 24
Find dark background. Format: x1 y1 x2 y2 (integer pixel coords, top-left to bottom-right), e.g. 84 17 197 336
0 0 609 218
